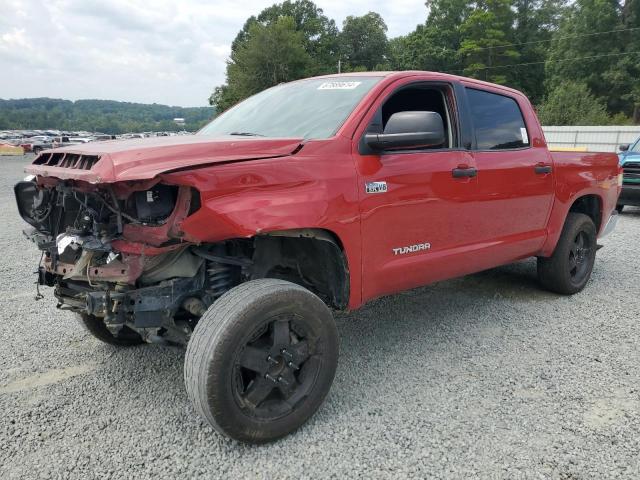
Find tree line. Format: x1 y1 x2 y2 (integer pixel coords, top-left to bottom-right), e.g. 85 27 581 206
0 98 215 134
211 0 640 125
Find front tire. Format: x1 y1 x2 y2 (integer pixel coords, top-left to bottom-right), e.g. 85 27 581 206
537 213 597 294
78 313 144 346
184 279 339 443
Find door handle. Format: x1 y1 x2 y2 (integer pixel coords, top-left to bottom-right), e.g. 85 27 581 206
535 164 552 174
452 166 477 178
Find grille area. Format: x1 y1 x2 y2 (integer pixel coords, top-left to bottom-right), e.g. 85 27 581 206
623 161 640 184
33 152 101 170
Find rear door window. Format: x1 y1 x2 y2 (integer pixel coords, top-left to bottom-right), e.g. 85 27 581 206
466 88 529 150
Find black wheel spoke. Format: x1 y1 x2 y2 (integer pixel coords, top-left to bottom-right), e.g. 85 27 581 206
272 320 290 347
286 356 320 405
289 340 311 363
238 346 268 373
244 377 274 408
238 320 315 415
276 370 298 397
567 230 594 280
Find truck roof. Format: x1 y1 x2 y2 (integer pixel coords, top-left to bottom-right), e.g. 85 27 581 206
305 71 527 98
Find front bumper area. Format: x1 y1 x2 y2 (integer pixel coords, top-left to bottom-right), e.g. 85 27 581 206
619 183 640 207
27 225 210 342
49 273 204 327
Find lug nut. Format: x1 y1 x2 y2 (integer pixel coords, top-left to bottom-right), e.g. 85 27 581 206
265 373 277 383
287 361 299 370
267 355 279 366
281 349 293 359
277 376 289 386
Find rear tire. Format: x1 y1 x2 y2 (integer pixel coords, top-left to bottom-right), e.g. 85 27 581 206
616 204 625 213
537 213 597 295
78 313 144 346
184 279 339 443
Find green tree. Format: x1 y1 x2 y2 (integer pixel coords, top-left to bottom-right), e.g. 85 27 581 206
609 0 640 122
389 0 471 73
537 81 611 125
388 0 566 102
0 98 213 133
510 0 567 103
231 0 339 75
211 0 339 111
545 0 633 118
211 16 311 112
457 0 520 84
339 12 389 71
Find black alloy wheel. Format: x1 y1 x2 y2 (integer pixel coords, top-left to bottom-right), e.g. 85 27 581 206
537 212 597 295
568 230 593 284
184 279 339 443
233 314 321 420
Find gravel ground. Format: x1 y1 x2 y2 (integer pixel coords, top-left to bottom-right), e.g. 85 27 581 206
1 154 639 479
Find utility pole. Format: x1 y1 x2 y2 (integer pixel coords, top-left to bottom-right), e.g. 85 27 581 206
338 58 341 74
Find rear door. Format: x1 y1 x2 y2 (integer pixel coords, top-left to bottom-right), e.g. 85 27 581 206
464 86 554 256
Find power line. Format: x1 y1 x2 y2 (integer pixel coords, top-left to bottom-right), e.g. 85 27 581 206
467 26 640 53
449 50 640 74
419 26 640 59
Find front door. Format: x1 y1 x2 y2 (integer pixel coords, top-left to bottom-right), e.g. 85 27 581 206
353 80 482 302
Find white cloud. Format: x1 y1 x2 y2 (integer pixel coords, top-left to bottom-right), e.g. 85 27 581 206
0 0 428 106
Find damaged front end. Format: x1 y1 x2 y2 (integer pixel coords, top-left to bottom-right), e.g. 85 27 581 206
14 175 246 344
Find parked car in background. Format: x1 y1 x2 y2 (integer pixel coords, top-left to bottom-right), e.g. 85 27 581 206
617 138 640 211
52 136 72 148
32 139 56 154
92 134 117 141
25 135 53 154
51 136 88 149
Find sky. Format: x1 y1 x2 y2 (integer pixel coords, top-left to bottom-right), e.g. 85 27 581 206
0 0 427 107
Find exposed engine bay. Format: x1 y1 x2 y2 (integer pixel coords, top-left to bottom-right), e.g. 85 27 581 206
14 176 250 344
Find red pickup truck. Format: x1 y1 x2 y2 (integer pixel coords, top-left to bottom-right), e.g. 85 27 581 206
14 72 620 443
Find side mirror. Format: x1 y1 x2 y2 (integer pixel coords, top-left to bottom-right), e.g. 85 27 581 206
619 144 630 152
364 111 445 151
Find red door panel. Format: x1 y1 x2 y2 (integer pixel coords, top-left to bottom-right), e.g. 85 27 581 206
355 150 478 301
473 149 554 247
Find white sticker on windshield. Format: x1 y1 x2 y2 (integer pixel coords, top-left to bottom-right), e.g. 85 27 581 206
318 81 362 90
521 127 529 144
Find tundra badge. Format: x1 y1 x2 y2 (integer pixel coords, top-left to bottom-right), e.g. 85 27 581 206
365 181 387 194
393 243 431 255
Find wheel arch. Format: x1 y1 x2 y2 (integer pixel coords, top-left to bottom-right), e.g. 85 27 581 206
568 194 603 233
540 192 605 257
251 228 350 310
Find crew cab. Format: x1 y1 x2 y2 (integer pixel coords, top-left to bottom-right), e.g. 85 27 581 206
14 72 621 443
618 137 640 210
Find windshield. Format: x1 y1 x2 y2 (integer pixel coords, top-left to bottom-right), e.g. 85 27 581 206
630 138 640 153
199 76 382 140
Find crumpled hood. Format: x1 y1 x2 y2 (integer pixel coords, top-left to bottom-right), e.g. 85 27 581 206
25 135 304 183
